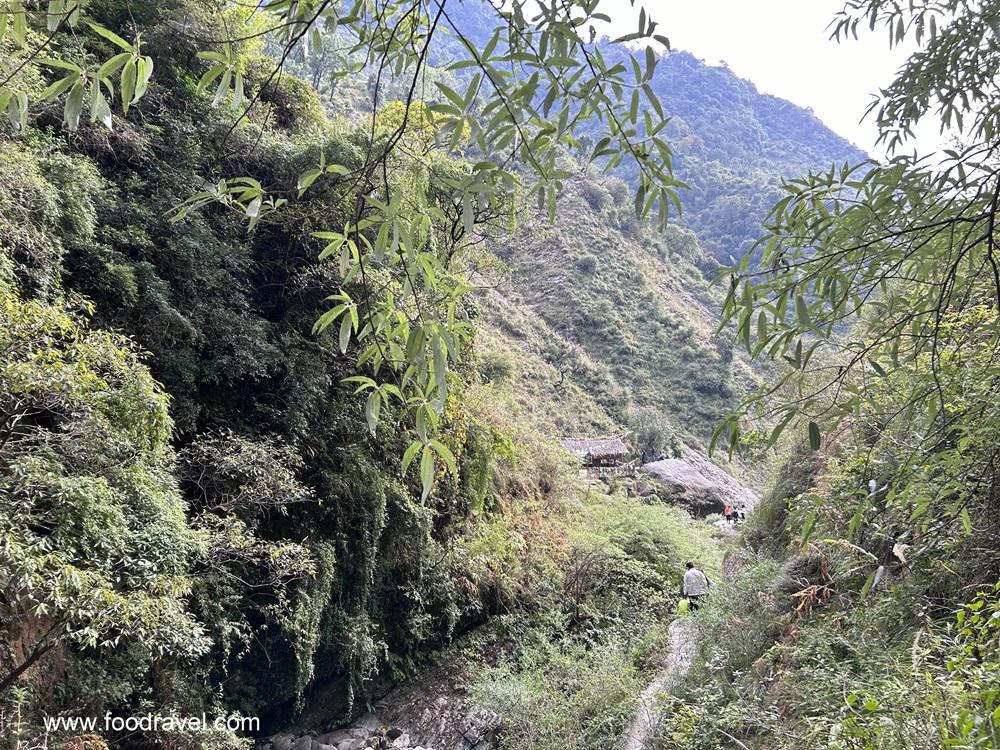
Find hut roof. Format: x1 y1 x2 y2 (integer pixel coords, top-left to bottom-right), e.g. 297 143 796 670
559 437 629 459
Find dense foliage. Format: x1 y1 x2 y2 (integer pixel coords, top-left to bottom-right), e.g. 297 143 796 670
6 0 973 748
653 2 1000 748
0 1 656 745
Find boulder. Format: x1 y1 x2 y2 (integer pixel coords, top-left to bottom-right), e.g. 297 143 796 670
642 448 758 517
316 730 355 745
353 713 381 735
291 737 314 750
271 735 295 750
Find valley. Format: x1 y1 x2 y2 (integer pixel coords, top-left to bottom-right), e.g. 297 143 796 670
1 2 998 750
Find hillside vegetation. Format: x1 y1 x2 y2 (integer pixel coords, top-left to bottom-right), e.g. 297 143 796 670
648 1 1000 747
442 3 866 263
4 1 998 750
0 1 743 748
479 172 749 447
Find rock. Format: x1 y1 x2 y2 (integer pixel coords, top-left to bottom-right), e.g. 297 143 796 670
390 734 410 748
271 735 295 750
384 728 404 740
316 730 355 745
313 745 338 750
642 448 758 517
337 741 365 750
291 737 314 750
353 713 381 734
634 480 658 497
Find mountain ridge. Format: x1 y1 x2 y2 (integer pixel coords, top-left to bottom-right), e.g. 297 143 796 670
441 2 868 261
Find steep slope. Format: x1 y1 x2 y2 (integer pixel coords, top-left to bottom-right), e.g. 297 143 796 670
475 170 752 448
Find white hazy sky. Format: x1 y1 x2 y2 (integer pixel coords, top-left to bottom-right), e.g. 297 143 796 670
600 0 937 159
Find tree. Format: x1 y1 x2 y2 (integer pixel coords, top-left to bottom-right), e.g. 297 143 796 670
715 0 1000 565
1 0 680 499
0 278 208 695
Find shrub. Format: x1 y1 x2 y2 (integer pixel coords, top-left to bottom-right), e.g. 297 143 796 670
581 181 611 212
576 252 599 274
471 638 643 750
479 349 516 384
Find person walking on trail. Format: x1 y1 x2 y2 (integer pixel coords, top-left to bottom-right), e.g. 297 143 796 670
683 561 711 610
723 504 733 524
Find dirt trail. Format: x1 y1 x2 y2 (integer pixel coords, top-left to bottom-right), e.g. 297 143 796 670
623 618 697 750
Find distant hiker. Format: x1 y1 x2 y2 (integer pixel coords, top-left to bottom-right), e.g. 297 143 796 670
723 504 733 524
683 561 711 610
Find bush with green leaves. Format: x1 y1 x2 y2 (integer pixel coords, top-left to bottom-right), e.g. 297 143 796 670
0 277 206 705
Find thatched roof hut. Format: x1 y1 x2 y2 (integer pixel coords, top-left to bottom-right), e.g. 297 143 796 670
559 437 629 466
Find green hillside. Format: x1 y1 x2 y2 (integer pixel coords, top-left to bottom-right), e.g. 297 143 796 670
440 4 867 263
4 2 997 750
476 170 753 448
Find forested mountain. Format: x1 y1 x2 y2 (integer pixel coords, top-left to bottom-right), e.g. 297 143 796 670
441 3 867 262
652 51 867 259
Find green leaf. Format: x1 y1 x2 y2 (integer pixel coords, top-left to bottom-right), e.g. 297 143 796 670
90 86 112 129
86 20 134 52
232 71 244 110
212 70 232 107
64 81 85 130
46 0 65 31
402 441 421 471
38 57 82 72
312 304 346 334
859 569 877 597
96 52 131 80
297 168 322 196
365 392 381 433
768 411 796 447
429 439 457 476
800 511 817 545
795 295 811 328
808 421 821 450
419 446 435 501
339 314 352 354
196 64 225 94
40 74 77 101
133 56 153 101
120 60 137 113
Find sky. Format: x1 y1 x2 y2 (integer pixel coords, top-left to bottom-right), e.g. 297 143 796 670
600 0 938 159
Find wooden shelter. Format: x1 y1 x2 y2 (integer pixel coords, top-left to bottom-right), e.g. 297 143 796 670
560 437 630 476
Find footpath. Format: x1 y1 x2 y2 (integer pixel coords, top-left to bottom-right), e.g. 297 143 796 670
622 617 698 750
